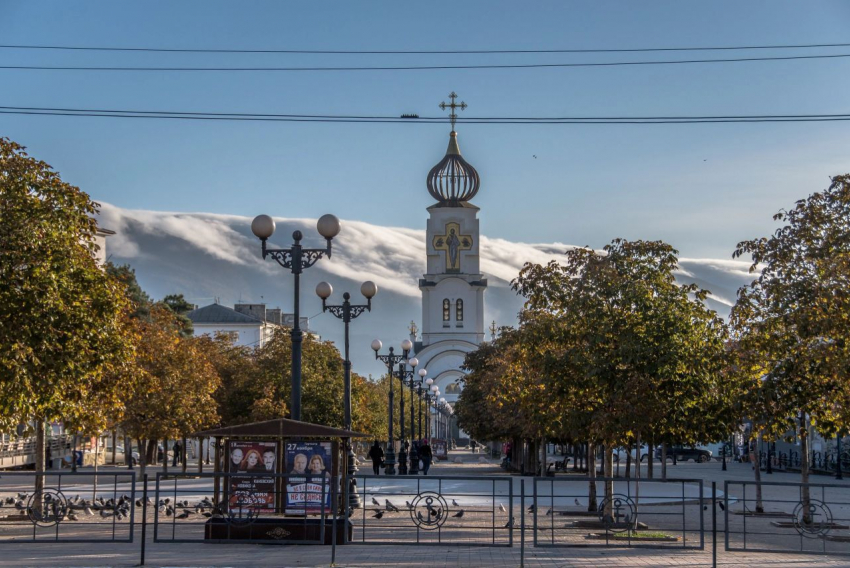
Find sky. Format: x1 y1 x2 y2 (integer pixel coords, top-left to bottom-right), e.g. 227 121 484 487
2 2 850 260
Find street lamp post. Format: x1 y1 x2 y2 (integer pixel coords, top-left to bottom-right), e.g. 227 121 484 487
397 357 418 475
372 339 412 475
407 368 427 474
418 375 432 446
251 214 341 421
315 280 377 509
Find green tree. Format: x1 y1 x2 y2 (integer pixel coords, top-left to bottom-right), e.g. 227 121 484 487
732 174 850 522
0 138 133 486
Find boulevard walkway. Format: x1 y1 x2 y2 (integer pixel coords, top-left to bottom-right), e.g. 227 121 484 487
0 450 847 567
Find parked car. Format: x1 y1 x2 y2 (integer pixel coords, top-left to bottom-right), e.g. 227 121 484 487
655 446 712 463
614 445 651 462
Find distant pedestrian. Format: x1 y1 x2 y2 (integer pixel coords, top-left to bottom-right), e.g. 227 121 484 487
368 441 384 475
419 439 433 475
172 441 182 467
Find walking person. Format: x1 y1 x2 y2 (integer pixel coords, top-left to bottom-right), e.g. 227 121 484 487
420 439 433 475
368 441 384 476
172 440 182 467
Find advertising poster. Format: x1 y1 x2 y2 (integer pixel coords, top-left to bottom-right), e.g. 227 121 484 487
284 441 333 515
228 440 278 512
433 439 448 460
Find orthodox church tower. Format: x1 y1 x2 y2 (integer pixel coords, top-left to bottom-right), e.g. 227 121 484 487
412 93 486 414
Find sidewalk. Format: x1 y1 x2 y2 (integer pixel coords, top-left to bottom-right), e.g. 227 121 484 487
0 452 848 567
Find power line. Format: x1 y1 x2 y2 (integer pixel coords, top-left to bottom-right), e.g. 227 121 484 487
3 105 850 121
2 52 850 72
2 106 850 124
2 41 850 55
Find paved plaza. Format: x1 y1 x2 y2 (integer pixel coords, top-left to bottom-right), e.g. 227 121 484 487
1 452 849 567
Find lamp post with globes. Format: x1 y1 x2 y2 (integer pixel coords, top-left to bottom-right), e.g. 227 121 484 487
372 339 412 475
406 368 428 474
250 214 341 422
396 357 419 475
418 375 433 446
315 280 377 508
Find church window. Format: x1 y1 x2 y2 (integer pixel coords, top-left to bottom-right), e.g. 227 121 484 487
456 299 464 322
443 299 450 321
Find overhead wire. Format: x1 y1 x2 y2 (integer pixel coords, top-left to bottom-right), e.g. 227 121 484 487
1 106 849 124
2 52 850 72
2 41 850 55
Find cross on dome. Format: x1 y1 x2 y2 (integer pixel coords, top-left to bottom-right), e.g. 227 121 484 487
427 92 481 207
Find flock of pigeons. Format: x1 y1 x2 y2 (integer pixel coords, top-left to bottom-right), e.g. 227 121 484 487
2 492 224 522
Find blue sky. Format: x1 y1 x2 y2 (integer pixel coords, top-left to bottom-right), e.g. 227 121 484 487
2 1 850 259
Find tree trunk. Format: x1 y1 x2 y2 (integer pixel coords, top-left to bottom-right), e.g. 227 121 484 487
625 450 632 478
138 438 148 479
635 433 642 480
800 414 811 525
124 435 132 468
647 440 654 479
587 443 598 512
752 432 764 513
661 443 668 480
92 436 100 502
181 436 188 473
603 446 614 521
197 438 204 473
111 429 118 465
163 439 168 474
34 420 45 513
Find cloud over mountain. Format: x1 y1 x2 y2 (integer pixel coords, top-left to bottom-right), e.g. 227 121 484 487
97 203 755 377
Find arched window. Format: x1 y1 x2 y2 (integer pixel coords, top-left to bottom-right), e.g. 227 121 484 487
442 299 450 321
445 382 462 394
456 299 464 322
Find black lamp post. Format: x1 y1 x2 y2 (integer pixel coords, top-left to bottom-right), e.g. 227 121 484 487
372 339 412 475
396 357 418 475
251 214 341 421
315 280 377 509
418 376 432 445
403 366 426 474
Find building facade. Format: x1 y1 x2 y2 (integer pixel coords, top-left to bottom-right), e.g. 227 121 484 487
187 303 307 348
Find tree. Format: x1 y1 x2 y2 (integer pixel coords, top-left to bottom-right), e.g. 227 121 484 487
0 138 133 487
121 305 220 477
510 239 734 512
732 174 850 522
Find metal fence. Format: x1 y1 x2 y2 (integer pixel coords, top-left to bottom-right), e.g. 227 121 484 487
0 471 135 542
153 472 338 545
531 476 704 549
725 480 850 555
350 474 513 547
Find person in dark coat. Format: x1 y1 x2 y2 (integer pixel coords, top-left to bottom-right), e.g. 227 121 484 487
419 439 433 475
367 441 384 475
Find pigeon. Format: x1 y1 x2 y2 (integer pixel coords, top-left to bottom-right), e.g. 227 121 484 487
17 493 27 500
718 502 725 511
14 500 24 510
135 499 143 507
372 510 384 519
67 512 79 521
4 497 14 505
84 506 94 516
405 501 413 510
452 499 460 507
452 509 464 518
574 499 581 507
371 497 380 506
385 499 400 512
527 504 535 513
177 511 191 519
545 508 553 516
504 517 515 528
100 509 113 518
202 512 212 518
165 506 174 517
499 503 507 513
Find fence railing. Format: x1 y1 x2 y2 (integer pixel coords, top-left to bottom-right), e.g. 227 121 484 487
350 474 513 547
153 472 339 545
725 480 850 555
531 476 704 549
0 471 135 543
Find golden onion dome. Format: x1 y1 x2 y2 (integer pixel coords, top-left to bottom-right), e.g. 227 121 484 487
426 130 480 206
